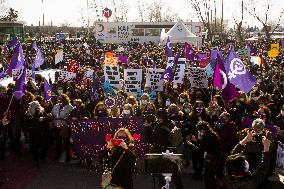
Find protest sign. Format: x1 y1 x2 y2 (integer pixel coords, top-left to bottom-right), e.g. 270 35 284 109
104 56 118 66
188 66 208 88
63 52 73 64
83 69 94 80
167 57 186 83
268 43 280 58
104 65 120 89
124 69 142 94
145 68 164 91
55 50 63 64
238 48 250 58
58 70 76 82
67 60 80 73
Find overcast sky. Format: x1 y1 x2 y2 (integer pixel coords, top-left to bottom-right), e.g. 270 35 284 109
4 0 284 28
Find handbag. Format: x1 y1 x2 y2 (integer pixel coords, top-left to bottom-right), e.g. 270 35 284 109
101 151 126 189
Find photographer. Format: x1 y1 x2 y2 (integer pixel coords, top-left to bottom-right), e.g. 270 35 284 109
224 130 271 189
237 119 272 172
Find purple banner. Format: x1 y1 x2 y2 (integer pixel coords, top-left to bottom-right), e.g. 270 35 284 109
70 117 149 159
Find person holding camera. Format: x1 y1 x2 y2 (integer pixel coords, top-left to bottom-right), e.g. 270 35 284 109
237 118 272 172
104 128 136 189
224 130 271 189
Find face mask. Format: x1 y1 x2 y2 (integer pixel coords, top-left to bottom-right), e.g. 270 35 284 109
179 98 184 103
257 79 261 83
239 98 244 102
123 110 131 115
58 90 63 94
196 107 203 113
184 108 190 113
98 110 104 114
244 160 250 173
142 100 148 105
166 100 171 106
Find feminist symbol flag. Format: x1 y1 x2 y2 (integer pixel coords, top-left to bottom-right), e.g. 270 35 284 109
224 50 256 93
44 78 53 100
164 37 173 57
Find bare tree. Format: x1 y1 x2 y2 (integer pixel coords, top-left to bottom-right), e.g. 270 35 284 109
187 0 213 40
136 0 148 22
244 0 284 42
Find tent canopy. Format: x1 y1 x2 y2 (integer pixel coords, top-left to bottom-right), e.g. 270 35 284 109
160 21 201 46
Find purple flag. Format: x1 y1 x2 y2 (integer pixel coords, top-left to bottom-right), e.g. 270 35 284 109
44 78 53 100
224 50 256 93
118 55 128 64
196 53 208 60
164 37 173 57
160 65 174 82
222 80 240 105
32 41 38 50
213 56 222 88
33 48 45 68
6 43 25 75
184 42 195 60
0 71 5 79
13 65 26 100
7 37 18 48
248 43 257 56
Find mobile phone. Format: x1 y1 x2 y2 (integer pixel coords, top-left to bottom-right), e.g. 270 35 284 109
111 139 124 146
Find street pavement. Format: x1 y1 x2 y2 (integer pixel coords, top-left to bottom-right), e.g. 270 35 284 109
0 148 283 189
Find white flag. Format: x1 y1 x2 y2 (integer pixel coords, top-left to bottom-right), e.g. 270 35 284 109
55 50 64 64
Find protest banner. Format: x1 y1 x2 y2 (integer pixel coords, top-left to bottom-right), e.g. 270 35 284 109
167 57 186 83
83 69 94 80
12 69 32 81
145 68 164 91
188 66 208 88
69 117 149 159
58 70 76 82
124 69 142 94
55 50 63 64
104 65 120 89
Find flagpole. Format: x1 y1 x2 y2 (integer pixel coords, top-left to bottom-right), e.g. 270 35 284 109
6 94 14 113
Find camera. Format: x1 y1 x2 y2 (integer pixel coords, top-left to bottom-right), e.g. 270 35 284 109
254 134 263 143
144 114 156 124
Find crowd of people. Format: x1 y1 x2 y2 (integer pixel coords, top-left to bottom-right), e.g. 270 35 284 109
0 37 284 189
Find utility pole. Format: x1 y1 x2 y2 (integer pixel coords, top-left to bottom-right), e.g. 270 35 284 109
87 0 90 39
221 0 224 31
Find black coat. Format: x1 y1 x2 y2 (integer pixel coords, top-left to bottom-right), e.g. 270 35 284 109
111 147 136 189
224 144 270 189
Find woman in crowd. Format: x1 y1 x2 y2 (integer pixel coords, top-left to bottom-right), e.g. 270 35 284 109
70 99 91 119
25 100 49 164
93 102 109 118
49 94 74 162
224 130 271 189
105 128 136 189
187 121 220 189
188 101 211 180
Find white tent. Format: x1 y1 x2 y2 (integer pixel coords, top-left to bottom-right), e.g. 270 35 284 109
160 21 202 47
